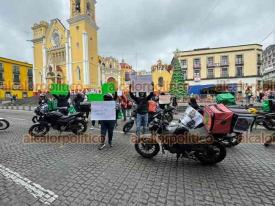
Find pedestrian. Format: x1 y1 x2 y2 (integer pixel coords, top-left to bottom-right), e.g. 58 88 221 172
129 83 154 138
52 92 70 108
172 96 178 108
98 93 118 150
73 92 84 112
245 87 252 105
120 93 129 121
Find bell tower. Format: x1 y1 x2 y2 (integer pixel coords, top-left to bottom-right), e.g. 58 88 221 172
68 0 99 89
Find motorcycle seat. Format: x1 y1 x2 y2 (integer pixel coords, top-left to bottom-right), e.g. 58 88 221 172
58 112 81 121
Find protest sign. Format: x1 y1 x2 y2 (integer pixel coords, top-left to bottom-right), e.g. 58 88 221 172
131 75 152 93
87 94 104 102
102 82 116 95
50 84 69 95
91 101 116 120
159 95 171 104
180 106 203 128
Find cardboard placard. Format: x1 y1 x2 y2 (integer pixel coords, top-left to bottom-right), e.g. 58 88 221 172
159 95 171 104
50 84 69 95
91 101 116 120
131 75 152 93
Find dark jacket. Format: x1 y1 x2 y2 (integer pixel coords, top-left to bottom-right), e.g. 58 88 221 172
73 94 85 112
53 92 70 108
130 92 154 114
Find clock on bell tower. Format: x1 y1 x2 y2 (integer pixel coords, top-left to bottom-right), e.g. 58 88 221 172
68 0 99 88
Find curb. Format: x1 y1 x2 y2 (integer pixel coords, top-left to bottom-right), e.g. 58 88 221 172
0 105 34 111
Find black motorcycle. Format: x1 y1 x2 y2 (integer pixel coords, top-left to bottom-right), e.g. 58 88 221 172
135 108 227 165
0 118 10 130
123 107 175 134
261 113 275 130
32 103 70 123
29 110 87 136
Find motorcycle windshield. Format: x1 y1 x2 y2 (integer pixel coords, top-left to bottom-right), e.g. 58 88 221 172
180 106 203 129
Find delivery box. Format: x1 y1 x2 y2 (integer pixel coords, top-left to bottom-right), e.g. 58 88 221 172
203 104 234 134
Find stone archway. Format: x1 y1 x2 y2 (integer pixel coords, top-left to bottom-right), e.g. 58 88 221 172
107 77 118 90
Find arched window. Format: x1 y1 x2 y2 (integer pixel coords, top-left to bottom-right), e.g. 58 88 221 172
77 67 81 81
158 77 164 87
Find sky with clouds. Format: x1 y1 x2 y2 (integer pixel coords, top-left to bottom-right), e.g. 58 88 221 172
0 0 275 71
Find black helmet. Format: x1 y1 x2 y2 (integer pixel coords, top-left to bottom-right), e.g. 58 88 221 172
104 93 114 101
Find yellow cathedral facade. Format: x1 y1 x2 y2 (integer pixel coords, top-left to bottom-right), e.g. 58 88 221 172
32 0 100 91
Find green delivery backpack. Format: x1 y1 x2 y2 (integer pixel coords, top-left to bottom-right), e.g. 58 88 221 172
262 100 271 112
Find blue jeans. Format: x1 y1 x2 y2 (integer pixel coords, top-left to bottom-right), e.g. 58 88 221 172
100 120 116 144
136 113 148 137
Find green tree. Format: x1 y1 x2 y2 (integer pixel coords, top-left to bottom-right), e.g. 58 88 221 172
170 57 186 98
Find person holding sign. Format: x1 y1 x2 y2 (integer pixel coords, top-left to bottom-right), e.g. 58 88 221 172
97 93 118 150
129 83 154 138
52 92 71 108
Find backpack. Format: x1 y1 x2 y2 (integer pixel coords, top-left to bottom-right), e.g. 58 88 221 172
148 100 157 113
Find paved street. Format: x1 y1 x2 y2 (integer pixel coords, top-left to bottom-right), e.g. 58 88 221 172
0 109 275 206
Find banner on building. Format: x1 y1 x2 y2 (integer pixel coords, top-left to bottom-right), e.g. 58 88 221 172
91 101 116 120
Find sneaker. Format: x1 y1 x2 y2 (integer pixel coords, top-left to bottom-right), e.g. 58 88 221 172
109 142 113 147
90 126 94 130
98 144 106 150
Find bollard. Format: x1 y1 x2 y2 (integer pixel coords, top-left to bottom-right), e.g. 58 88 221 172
23 105 25 110
16 105 19 110
11 106 14 110
29 105 31 111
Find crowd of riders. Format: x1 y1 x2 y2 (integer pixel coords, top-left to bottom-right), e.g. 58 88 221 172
36 86 179 150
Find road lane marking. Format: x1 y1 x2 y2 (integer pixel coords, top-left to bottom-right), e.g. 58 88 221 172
0 164 58 205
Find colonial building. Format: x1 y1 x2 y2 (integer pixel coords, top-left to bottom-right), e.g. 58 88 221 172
0 57 33 100
32 0 100 91
120 60 134 91
151 60 173 93
262 44 275 83
174 44 262 95
99 56 122 89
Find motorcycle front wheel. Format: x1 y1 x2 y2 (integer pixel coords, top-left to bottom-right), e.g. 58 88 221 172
135 139 160 158
0 119 10 130
263 119 275 131
29 124 50 137
195 142 226 165
32 116 38 123
72 120 87 135
123 120 134 134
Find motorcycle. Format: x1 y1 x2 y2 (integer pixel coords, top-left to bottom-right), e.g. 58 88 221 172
123 106 175 134
135 106 227 165
0 118 10 130
260 113 275 130
29 109 87 136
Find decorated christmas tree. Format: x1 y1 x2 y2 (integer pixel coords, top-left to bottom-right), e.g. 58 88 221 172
170 57 186 98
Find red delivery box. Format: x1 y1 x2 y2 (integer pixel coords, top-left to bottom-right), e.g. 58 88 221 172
203 104 234 134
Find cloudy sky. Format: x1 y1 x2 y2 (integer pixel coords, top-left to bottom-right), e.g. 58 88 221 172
0 0 275 71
